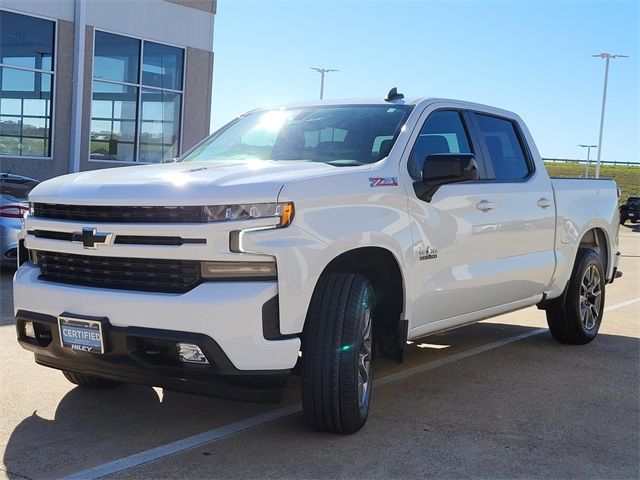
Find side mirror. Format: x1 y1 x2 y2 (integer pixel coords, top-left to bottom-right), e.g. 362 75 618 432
414 153 479 202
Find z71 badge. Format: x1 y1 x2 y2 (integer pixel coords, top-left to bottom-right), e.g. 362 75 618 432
369 177 398 187
418 246 438 260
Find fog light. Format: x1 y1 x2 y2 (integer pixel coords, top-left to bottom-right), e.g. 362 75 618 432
177 343 209 364
24 321 36 339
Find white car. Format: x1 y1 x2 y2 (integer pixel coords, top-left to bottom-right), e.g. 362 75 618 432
1 174 38 267
14 92 621 433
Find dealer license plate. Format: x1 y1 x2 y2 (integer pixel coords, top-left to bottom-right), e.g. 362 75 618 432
58 315 105 354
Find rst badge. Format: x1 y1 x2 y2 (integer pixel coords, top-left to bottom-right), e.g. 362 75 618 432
369 177 398 187
418 246 438 260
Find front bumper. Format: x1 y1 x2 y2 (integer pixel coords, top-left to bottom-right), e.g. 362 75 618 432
16 310 290 401
14 264 300 373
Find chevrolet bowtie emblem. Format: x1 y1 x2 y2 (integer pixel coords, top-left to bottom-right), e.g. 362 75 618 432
72 227 114 249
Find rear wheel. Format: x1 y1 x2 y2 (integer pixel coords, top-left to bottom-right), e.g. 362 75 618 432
301 273 374 434
546 248 605 344
62 371 121 388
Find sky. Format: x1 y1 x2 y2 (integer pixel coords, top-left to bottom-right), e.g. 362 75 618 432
210 0 639 163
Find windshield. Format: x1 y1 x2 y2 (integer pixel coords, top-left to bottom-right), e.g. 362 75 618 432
182 105 414 166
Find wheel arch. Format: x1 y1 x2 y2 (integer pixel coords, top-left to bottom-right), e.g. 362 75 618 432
540 226 611 311
578 227 610 276
304 246 407 360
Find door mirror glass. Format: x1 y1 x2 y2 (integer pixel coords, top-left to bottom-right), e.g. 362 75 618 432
415 153 479 202
422 153 479 183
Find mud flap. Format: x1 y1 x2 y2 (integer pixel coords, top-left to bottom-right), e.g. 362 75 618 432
375 319 408 364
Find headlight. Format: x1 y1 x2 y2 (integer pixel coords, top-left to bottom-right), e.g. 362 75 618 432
203 202 294 227
201 261 277 279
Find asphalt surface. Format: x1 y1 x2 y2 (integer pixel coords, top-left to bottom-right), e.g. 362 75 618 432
1 226 638 480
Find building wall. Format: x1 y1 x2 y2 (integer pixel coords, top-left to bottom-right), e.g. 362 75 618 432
0 0 215 180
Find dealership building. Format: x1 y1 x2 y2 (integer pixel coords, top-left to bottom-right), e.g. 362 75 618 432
0 0 216 180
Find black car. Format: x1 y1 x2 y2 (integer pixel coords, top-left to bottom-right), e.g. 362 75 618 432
620 196 640 224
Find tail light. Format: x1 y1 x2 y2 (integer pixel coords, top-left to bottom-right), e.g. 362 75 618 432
0 205 28 218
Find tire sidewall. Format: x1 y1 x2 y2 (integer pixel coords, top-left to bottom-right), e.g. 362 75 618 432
340 280 375 428
567 250 606 340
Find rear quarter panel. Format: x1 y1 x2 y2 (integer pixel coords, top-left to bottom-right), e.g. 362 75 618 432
547 178 619 298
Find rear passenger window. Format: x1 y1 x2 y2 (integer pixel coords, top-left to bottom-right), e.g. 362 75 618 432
474 114 530 181
408 110 472 179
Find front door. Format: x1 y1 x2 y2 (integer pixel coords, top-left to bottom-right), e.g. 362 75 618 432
406 108 503 328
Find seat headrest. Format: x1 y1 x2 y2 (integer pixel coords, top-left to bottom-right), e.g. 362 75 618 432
378 139 393 159
424 135 450 154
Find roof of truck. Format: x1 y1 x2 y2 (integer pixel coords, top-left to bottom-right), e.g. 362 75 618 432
244 97 520 120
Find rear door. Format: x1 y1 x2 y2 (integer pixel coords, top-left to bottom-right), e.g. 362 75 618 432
406 107 503 328
469 112 556 304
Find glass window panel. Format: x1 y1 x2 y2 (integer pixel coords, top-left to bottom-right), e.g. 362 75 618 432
21 138 46 157
0 67 52 157
409 110 473 179
90 100 112 119
1 68 35 92
0 98 21 115
23 99 47 116
93 31 140 84
22 117 48 138
142 41 184 90
139 89 181 162
474 114 530 181
0 117 21 135
0 136 20 155
0 11 55 71
91 80 138 161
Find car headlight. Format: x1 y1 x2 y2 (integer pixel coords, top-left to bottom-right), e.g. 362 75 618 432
201 261 277 279
203 202 294 227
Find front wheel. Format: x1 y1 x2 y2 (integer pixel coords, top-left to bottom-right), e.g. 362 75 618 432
301 273 374 434
546 249 605 344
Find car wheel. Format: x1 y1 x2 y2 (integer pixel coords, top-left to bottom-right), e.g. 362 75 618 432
546 248 605 345
63 371 121 388
301 273 374 434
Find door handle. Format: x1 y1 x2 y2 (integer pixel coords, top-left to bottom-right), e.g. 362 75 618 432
537 198 552 209
476 200 496 212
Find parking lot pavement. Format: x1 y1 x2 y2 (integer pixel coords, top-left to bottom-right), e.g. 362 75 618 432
1 227 638 480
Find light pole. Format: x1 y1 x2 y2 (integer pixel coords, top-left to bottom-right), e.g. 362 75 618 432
310 67 338 100
578 144 597 177
592 52 628 178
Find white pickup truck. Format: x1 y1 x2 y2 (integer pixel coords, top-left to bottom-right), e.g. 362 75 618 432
14 91 621 433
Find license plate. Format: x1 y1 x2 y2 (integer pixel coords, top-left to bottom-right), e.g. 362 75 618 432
58 315 105 354
629 213 635 217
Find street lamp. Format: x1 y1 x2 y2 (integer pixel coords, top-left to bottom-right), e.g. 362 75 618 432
592 52 628 178
578 144 597 177
310 67 338 100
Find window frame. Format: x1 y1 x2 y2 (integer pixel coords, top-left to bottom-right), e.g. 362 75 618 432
0 8 57 161
89 28 186 164
467 110 536 183
407 108 489 181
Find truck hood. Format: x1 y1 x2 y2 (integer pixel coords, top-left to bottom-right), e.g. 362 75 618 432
29 160 340 205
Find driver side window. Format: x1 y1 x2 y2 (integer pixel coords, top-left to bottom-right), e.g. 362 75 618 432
408 110 473 179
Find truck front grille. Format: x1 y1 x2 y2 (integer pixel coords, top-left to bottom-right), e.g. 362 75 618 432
34 251 201 293
33 203 205 223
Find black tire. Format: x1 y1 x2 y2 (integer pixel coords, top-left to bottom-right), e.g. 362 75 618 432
546 248 605 344
301 273 374 434
62 371 121 388
619 216 627 225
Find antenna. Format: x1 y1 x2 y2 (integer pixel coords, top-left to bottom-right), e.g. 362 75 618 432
385 87 405 102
